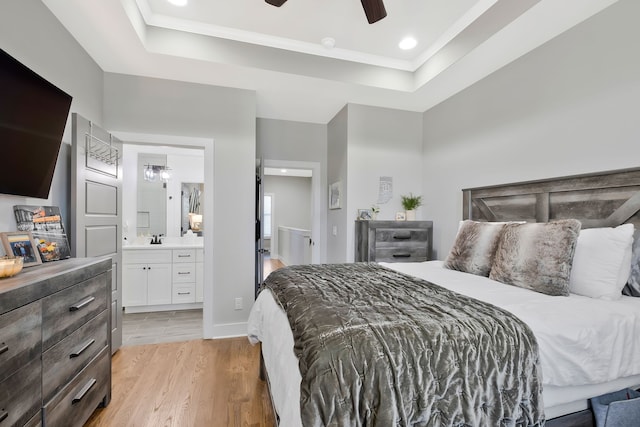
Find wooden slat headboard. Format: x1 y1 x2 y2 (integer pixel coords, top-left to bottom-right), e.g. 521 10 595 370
462 168 640 229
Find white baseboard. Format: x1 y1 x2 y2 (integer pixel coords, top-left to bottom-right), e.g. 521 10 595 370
124 303 203 314
205 321 248 339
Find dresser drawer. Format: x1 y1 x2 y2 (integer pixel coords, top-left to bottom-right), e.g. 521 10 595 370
173 249 196 263
173 264 196 283
42 310 109 402
43 348 110 427
24 411 42 427
374 247 428 263
0 357 41 427
0 301 41 382
173 286 196 304
374 228 430 245
42 272 109 350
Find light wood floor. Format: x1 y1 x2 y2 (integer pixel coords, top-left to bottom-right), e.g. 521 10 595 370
85 338 275 427
85 257 287 426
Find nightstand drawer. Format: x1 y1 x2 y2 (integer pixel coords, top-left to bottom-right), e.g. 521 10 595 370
43 310 109 402
43 348 110 427
375 247 428 263
0 357 41 427
42 272 109 350
375 228 430 245
173 264 196 283
0 301 41 382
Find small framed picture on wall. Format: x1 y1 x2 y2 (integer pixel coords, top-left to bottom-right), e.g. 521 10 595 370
1 231 42 267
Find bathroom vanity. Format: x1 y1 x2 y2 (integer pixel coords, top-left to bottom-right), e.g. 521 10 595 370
122 237 203 313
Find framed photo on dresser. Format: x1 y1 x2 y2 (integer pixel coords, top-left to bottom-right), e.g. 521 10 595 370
1 231 41 267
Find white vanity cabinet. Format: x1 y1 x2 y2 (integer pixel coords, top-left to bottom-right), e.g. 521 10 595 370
122 244 204 312
195 249 204 303
172 249 196 304
122 250 172 307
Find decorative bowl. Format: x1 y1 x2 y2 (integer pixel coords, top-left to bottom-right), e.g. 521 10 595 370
0 256 24 278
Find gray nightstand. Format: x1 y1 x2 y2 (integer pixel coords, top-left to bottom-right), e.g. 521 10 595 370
354 220 433 262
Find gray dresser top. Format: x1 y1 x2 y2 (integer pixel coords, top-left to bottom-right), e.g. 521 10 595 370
0 257 112 315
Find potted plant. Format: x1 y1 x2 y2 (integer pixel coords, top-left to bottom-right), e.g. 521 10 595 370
371 205 380 220
401 193 422 221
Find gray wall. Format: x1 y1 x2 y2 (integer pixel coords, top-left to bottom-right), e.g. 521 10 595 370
103 73 256 337
327 106 349 263
0 0 104 243
326 104 424 263
257 118 327 261
345 104 423 261
422 0 640 260
263 175 312 259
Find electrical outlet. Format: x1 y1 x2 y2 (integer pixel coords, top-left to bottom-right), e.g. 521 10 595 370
234 297 243 310
332 225 338 236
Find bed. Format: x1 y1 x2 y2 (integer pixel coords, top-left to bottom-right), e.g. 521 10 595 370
248 167 640 426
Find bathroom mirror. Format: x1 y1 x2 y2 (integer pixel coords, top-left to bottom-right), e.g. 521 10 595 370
181 182 204 236
137 153 167 236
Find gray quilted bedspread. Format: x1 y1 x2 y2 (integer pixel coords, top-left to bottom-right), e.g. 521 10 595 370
262 263 544 427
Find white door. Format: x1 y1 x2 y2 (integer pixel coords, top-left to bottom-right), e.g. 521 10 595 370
71 113 123 353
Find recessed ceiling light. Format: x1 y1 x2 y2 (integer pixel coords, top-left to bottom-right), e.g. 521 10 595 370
281 169 288 173
167 0 188 6
321 37 336 49
398 37 417 50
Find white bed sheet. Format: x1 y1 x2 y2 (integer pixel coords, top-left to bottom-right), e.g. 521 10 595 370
247 261 640 424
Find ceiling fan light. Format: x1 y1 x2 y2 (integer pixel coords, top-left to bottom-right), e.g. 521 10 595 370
399 37 417 50
361 0 387 24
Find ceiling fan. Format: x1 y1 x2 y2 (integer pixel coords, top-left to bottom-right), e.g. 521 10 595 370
265 0 387 24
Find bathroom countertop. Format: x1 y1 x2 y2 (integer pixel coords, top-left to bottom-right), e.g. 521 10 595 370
123 237 203 250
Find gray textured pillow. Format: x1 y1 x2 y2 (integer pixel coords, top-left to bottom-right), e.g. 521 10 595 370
489 219 582 296
623 230 640 297
444 220 506 276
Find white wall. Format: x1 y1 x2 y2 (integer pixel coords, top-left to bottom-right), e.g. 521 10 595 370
422 0 640 260
104 73 256 338
263 175 312 259
0 0 103 244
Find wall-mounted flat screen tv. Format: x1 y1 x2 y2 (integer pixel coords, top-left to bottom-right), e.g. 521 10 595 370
0 48 72 199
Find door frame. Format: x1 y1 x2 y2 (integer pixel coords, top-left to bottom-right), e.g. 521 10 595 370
263 159 321 264
112 131 215 338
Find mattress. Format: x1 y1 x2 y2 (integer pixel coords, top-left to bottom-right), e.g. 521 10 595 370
248 261 640 424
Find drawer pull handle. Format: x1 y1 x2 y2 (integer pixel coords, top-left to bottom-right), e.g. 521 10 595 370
72 378 97 405
0 343 8 355
177 292 191 295
70 339 95 358
178 255 191 258
178 272 191 275
0 410 8 423
69 296 96 312
393 234 411 240
392 254 411 258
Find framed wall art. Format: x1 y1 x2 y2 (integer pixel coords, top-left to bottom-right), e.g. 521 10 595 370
329 181 342 210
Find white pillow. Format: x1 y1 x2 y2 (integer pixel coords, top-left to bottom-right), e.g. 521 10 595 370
569 224 634 300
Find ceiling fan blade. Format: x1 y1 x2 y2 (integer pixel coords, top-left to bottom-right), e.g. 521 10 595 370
361 0 387 24
265 0 287 6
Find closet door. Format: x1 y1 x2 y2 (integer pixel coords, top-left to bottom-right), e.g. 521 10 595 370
71 113 123 353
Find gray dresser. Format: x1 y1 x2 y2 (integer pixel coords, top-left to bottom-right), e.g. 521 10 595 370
355 220 433 262
0 257 112 427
